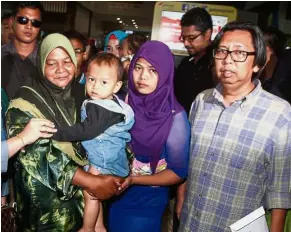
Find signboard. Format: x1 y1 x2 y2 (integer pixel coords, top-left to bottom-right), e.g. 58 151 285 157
152 2 237 56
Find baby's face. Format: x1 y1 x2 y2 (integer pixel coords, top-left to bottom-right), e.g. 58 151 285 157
85 63 122 100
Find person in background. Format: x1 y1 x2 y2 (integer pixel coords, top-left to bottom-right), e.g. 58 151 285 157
120 33 147 73
119 33 147 102
1 13 13 45
260 26 291 104
179 21 290 232
108 41 190 232
64 30 88 84
5 33 123 231
104 30 127 59
174 7 215 116
2 1 43 100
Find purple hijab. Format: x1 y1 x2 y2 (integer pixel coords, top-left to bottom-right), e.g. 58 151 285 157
128 40 184 172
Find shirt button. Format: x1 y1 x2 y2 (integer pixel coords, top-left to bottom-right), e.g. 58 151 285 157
210 153 214 156
217 131 221 135
204 173 207 176
195 212 199 217
199 193 202 197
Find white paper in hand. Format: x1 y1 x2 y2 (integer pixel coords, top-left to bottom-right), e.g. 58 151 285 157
229 206 269 232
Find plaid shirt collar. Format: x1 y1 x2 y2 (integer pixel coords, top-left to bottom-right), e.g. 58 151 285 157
212 79 262 108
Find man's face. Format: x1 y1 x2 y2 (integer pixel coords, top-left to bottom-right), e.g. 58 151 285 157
1 17 13 45
70 38 86 73
214 30 259 90
12 7 41 44
180 25 211 56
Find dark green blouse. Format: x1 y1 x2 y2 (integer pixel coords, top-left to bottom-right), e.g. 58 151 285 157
6 100 87 231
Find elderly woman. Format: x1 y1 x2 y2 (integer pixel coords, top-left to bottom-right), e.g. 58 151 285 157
6 33 123 231
108 41 190 232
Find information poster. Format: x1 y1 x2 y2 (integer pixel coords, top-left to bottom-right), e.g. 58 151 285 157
152 2 237 56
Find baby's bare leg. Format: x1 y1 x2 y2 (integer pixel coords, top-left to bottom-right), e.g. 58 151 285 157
78 166 103 232
95 202 106 232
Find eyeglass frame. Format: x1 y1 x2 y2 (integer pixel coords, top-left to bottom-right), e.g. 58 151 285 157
213 48 256 62
15 16 42 28
179 32 204 43
74 48 85 55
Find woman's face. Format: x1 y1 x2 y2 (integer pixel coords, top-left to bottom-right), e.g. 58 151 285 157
133 58 159 95
106 39 121 58
44 47 75 88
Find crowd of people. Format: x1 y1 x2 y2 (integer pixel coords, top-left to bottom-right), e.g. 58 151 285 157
1 1 290 232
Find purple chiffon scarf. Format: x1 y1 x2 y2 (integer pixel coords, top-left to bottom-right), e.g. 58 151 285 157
128 40 184 172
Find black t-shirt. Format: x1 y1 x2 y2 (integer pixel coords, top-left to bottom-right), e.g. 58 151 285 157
174 47 215 116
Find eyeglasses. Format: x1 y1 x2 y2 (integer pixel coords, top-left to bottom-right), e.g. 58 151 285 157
179 32 203 43
213 48 256 62
74 48 85 55
16 16 42 28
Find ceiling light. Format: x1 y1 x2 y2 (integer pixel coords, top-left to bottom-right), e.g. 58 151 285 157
136 26 139 28
132 19 135 22
117 18 120 20
119 21 122 23
133 22 136 24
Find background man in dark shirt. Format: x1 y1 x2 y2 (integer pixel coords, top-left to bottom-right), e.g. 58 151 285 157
174 7 215 116
2 1 43 99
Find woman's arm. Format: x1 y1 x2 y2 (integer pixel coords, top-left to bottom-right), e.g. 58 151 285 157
175 181 187 219
122 169 182 189
1 116 56 173
121 111 191 190
6 118 57 158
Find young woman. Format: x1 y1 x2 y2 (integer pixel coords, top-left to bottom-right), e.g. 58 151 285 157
108 41 190 232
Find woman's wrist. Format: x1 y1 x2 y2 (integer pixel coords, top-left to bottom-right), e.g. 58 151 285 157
15 134 26 147
130 176 136 185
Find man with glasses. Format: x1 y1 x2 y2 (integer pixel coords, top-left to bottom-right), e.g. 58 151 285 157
63 30 88 120
63 30 88 84
2 1 43 99
170 7 215 232
179 21 291 232
174 7 215 116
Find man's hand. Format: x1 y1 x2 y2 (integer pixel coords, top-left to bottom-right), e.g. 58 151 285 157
89 175 125 200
